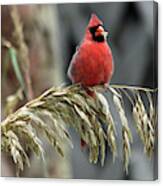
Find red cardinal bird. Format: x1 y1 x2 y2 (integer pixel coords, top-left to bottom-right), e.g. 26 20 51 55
67 14 114 147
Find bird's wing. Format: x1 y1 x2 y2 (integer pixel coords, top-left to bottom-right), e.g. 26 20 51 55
67 49 80 82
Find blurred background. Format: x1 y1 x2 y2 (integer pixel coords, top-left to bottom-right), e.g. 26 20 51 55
1 1 158 180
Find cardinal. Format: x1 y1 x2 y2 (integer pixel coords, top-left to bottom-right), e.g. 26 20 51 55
67 14 114 147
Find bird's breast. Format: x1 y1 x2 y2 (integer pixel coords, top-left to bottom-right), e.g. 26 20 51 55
69 41 113 86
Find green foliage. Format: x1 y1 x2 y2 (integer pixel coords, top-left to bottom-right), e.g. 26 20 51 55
9 48 25 92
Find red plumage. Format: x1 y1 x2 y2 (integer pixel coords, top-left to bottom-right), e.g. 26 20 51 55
68 14 113 88
67 14 114 148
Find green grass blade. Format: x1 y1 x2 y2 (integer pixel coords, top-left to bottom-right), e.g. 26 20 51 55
9 48 26 94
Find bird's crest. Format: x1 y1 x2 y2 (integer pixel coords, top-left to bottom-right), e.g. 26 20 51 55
88 14 103 28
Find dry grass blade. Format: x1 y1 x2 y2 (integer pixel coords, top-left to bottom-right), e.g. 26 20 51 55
146 92 156 157
1 84 157 175
133 93 147 144
11 6 33 100
1 130 30 176
132 91 156 157
112 89 133 174
109 85 157 162
96 93 117 162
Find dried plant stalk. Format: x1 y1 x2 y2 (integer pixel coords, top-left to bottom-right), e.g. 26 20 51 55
1 84 157 175
112 90 133 174
133 92 155 157
96 93 117 162
147 92 157 154
11 6 33 100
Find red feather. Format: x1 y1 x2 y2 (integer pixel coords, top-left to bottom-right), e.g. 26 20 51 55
67 14 114 147
68 14 113 87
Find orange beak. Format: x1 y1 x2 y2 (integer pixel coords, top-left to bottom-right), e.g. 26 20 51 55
95 25 108 39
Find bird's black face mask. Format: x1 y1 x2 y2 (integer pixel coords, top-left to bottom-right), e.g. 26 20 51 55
89 24 107 42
